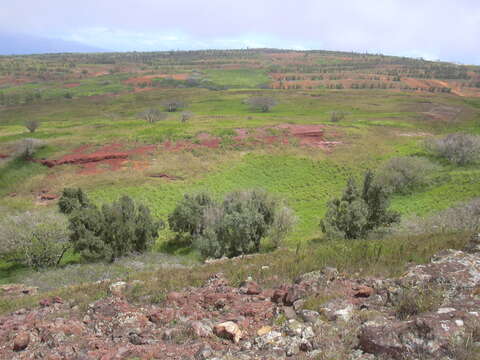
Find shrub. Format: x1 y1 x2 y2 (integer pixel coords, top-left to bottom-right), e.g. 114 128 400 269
396 197 480 235
0 211 70 269
168 192 215 243
181 111 193 123
59 189 163 262
376 156 439 194
320 171 400 240
14 138 45 159
25 120 39 133
163 99 185 112
245 96 278 112
394 285 443 320
330 111 345 122
426 133 480 165
169 189 295 258
58 187 92 214
138 109 168 123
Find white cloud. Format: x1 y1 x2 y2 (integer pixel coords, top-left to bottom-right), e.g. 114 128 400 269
1 0 479 63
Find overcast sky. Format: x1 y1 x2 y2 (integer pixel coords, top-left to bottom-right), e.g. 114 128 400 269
1 0 479 64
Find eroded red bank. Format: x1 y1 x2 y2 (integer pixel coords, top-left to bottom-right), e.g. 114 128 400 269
38 125 340 174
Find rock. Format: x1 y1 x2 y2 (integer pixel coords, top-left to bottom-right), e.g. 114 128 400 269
0 284 38 297
334 305 354 322
109 281 127 296
213 321 242 343
13 332 30 351
284 286 302 306
257 326 272 336
272 288 287 303
299 309 320 323
39 296 63 307
240 281 262 295
190 320 213 338
353 285 374 298
195 345 214 360
283 306 297 320
293 299 305 311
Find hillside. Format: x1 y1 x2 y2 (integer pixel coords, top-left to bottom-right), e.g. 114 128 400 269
0 49 480 358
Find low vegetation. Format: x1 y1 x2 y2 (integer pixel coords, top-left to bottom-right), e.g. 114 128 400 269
169 190 295 258
377 156 439 194
245 96 278 112
426 133 480 165
59 188 162 262
0 211 69 270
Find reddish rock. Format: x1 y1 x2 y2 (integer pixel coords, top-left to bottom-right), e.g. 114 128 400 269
40 193 58 201
240 281 262 295
13 331 30 351
271 288 287 303
353 285 375 298
166 291 184 303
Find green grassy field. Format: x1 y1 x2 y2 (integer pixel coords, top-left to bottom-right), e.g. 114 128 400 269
1 87 479 242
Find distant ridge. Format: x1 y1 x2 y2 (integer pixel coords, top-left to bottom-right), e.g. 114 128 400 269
0 33 105 55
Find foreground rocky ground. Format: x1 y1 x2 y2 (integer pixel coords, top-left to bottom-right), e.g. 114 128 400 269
1 238 480 359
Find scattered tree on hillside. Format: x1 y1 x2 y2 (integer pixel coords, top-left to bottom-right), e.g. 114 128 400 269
245 96 278 112
25 120 39 133
181 111 193 123
163 99 185 112
138 109 168 123
320 171 400 240
330 111 345 122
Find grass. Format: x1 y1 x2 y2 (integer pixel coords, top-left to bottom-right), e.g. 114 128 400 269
203 69 270 88
0 231 469 315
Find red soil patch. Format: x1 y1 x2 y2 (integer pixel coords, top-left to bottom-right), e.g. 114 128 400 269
63 83 81 88
163 133 221 151
40 144 157 174
234 124 340 150
0 154 9 159
163 124 340 152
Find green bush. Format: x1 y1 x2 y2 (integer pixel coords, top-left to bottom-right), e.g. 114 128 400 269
244 96 278 112
0 211 70 270
169 189 295 258
320 171 400 240
59 189 163 262
168 192 215 243
376 156 439 194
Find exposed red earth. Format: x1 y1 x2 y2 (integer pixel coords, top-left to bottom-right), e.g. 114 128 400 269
38 144 157 174
63 83 81 88
38 125 340 174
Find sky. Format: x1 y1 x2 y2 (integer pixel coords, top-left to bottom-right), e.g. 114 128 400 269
1 0 479 64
